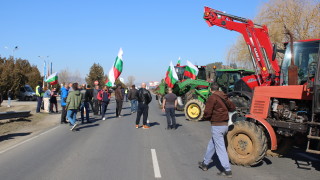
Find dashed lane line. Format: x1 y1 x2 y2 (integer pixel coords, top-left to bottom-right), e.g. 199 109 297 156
151 149 162 178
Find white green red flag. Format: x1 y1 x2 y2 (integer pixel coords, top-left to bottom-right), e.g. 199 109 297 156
106 48 123 87
177 57 181 66
45 72 58 85
165 61 179 88
184 60 198 79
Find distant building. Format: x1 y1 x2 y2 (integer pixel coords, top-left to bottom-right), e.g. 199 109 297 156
149 81 159 89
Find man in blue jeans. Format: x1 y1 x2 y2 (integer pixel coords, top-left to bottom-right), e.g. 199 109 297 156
128 85 138 114
66 83 82 131
162 88 177 130
198 83 235 178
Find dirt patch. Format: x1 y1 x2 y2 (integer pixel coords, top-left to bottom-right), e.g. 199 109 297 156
0 100 60 151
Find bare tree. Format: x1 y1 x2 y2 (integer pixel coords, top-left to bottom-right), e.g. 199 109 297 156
127 76 135 87
58 68 70 84
226 0 320 67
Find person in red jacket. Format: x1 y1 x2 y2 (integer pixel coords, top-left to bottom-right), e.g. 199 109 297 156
198 83 235 178
97 86 111 121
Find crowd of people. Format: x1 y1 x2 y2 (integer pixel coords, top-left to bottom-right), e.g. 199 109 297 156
34 80 234 177
34 81 153 131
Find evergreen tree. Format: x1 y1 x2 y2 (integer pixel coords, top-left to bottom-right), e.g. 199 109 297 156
85 63 104 87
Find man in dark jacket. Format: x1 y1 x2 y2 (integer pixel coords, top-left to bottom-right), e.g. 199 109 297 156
135 83 152 129
93 85 101 115
128 85 138 114
115 85 124 117
198 83 235 178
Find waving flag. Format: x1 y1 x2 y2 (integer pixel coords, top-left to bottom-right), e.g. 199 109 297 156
177 57 181 66
45 72 58 85
106 48 123 86
184 60 198 79
165 61 179 88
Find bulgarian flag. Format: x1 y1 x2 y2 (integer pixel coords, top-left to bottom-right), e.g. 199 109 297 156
165 61 179 88
106 48 123 87
45 72 58 85
177 57 181 66
184 60 198 79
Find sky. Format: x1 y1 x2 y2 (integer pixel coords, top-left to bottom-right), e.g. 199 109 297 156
0 0 266 84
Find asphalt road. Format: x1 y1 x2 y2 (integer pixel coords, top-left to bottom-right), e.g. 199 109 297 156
0 96 319 180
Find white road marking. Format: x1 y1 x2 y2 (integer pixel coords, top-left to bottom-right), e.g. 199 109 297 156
0 126 60 154
151 149 162 178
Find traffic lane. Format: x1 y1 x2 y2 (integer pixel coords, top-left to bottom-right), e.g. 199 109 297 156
148 96 320 180
0 100 155 180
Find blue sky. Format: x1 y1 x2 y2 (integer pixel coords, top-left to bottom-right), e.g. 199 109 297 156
0 0 265 83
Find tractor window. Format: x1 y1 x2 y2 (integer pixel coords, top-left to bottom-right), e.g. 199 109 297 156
197 68 207 80
281 41 319 85
174 66 185 81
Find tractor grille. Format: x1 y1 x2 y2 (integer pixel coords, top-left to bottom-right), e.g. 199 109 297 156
252 100 265 115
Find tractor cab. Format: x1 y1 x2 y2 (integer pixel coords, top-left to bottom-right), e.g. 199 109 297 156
174 65 207 81
281 40 320 86
215 69 255 93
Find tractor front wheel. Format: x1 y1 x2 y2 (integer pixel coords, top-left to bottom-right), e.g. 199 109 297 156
227 121 267 166
184 99 205 121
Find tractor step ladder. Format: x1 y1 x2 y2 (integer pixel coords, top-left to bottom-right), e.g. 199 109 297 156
306 116 320 154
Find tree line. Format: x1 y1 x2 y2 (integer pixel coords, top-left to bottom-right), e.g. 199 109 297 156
0 56 42 99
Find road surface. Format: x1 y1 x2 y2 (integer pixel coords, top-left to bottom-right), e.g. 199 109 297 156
0 96 319 180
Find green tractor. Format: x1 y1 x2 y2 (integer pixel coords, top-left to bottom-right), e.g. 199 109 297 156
154 65 209 111
155 66 254 121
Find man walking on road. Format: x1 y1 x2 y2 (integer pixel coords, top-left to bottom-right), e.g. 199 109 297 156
162 88 177 130
35 81 44 113
128 85 138 114
115 84 124 118
60 83 69 124
198 83 235 178
97 86 110 120
135 83 152 129
93 85 101 115
66 83 82 131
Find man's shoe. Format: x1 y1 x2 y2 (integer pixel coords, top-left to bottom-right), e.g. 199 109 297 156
142 125 150 129
118 115 122 118
166 125 171 130
102 117 106 121
198 161 208 171
135 125 139 129
217 171 232 178
70 123 79 131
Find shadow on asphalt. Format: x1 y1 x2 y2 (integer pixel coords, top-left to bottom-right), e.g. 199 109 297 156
175 114 186 117
149 122 160 127
9 118 32 123
76 124 100 131
0 132 32 142
286 148 320 171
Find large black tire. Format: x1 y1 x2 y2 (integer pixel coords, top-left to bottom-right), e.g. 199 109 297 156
184 99 205 121
227 121 267 166
176 96 185 111
229 95 250 116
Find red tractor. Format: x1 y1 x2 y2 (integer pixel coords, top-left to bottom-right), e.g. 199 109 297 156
204 7 320 166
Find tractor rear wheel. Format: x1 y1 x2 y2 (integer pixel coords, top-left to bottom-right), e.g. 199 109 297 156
184 99 205 121
227 121 267 166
